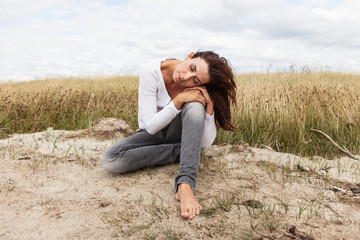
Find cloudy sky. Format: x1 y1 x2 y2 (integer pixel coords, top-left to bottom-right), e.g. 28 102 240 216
1 0 359 81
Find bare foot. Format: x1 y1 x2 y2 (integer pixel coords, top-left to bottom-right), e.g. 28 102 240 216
199 162 203 170
175 183 202 219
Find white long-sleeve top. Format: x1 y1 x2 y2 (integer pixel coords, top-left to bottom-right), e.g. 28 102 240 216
137 58 217 148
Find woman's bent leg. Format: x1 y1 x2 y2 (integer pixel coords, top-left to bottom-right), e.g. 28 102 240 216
174 102 205 193
101 130 180 173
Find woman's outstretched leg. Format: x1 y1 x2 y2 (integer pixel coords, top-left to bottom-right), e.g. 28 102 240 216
174 102 205 219
101 129 180 173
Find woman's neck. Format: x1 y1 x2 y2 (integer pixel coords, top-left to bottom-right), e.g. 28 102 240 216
161 59 185 98
161 59 178 82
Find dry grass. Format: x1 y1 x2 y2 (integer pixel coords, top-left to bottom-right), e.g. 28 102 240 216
1 72 360 157
0 75 138 137
217 72 360 157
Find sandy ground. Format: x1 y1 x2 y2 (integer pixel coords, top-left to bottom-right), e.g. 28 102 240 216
1 118 360 240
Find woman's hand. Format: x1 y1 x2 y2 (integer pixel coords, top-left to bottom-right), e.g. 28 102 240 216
172 86 214 115
185 86 214 115
172 89 206 110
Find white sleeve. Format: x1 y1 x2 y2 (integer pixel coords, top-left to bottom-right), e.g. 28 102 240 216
145 101 181 134
201 112 217 148
138 67 181 135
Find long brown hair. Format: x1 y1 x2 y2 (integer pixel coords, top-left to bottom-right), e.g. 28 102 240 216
192 51 237 131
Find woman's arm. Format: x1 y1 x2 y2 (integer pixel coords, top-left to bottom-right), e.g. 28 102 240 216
138 66 181 134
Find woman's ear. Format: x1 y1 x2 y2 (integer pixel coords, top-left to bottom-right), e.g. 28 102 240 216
185 52 195 60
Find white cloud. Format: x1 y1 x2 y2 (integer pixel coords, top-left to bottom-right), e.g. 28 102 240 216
0 0 359 81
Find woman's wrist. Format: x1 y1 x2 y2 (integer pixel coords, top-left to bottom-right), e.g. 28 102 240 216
206 103 214 115
172 96 184 110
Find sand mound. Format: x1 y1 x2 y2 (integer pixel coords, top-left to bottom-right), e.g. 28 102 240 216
1 119 360 239
65 118 134 140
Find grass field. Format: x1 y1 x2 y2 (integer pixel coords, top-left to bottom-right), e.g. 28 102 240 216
1 72 359 157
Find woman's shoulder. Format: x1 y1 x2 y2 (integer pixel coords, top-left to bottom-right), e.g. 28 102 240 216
141 57 165 74
139 58 167 89
141 57 178 72
140 57 177 83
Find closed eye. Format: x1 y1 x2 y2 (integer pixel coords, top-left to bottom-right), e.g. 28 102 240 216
190 63 200 84
193 77 201 85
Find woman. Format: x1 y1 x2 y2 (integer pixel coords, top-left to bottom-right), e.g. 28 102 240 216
101 50 236 219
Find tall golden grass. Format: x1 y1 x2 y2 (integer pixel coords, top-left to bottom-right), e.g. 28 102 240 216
1 72 359 157
0 75 138 136
217 72 360 157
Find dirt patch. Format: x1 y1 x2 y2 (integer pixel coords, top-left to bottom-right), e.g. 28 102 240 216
1 119 360 239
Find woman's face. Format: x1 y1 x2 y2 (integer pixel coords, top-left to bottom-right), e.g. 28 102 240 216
172 57 210 88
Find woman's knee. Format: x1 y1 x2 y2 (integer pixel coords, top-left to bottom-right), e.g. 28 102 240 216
100 152 116 172
181 102 205 121
100 151 129 173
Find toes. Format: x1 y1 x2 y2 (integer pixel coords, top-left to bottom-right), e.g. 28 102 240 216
181 211 190 219
180 204 203 219
189 207 196 218
180 205 190 219
195 206 201 215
